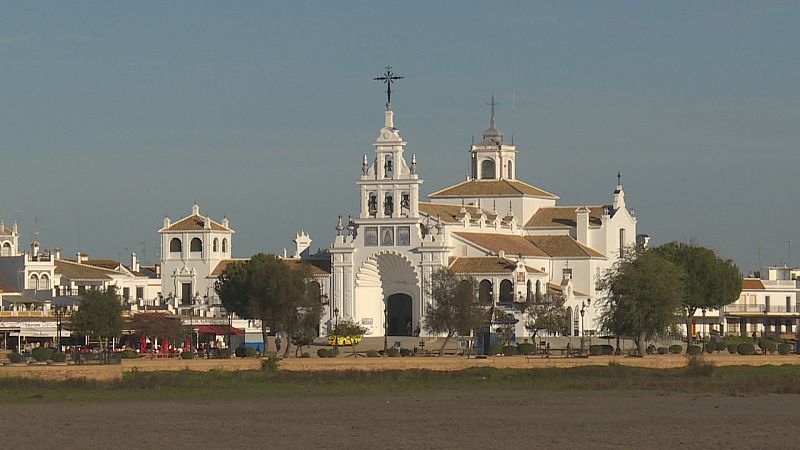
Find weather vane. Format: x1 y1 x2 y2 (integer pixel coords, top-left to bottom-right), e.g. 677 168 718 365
374 66 404 108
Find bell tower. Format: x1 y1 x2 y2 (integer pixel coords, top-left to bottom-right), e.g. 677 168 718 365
470 94 517 181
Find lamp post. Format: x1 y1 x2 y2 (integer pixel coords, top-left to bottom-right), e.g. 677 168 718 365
321 293 330 334
701 307 707 352
55 307 63 352
579 301 586 356
333 307 340 352
763 306 769 339
383 307 388 353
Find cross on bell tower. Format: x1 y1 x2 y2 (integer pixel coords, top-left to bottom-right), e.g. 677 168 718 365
374 66 404 110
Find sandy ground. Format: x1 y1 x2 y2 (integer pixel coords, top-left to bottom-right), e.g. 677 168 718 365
1 354 800 381
1 389 798 449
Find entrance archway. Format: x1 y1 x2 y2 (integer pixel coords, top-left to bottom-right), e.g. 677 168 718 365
387 293 412 336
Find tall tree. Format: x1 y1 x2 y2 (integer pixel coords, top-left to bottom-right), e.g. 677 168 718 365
70 287 124 351
596 249 685 354
518 291 567 339
423 268 486 355
128 313 184 343
215 254 321 356
654 242 742 341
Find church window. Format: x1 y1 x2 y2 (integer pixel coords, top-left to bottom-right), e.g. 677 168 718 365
480 159 495 179
39 274 49 290
499 280 513 304
368 192 378 217
222 238 228 253
526 279 532 302
169 238 182 253
479 280 493 305
384 192 394 216
401 192 410 215
190 238 203 253
1 242 11 256
507 161 513 179
213 238 219 252
619 228 626 255
535 280 541 300
30 274 39 290
384 155 394 178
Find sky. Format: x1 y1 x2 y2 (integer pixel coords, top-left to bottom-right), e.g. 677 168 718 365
0 1 798 273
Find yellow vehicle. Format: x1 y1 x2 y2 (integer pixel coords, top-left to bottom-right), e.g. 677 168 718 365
327 335 362 346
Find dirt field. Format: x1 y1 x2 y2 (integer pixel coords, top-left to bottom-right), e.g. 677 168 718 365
2 354 800 381
2 389 798 449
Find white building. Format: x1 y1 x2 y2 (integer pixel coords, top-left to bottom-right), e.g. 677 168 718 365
307 97 637 341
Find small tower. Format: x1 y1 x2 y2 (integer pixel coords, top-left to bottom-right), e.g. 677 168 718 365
470 94 517 181
612 171 626 210
0 220 20 257
293 231 312 258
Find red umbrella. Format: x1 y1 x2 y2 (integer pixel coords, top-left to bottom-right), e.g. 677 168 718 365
161 338 169 354
140 335 147 353
184 336 191 351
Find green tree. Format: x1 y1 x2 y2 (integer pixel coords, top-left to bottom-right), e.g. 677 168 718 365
518 291 567 340
70 287 124 351
332 319 368 356
596 249 684 354
129 313 184 344
654 242 742 342
423 268 487 355
215 254 321 356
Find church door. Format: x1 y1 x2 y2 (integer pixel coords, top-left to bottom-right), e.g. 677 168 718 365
387 294 412 336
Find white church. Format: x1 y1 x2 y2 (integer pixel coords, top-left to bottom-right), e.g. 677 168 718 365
290 90 640 342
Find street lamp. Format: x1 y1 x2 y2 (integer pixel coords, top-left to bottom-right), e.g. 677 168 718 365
579 301 586 356
55 307 63 352
701 307 707 352
333 307 340 352
321 294 330 333
763 306 769 339
383 307 388 353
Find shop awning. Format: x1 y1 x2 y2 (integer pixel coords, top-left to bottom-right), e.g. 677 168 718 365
194 325 243 336
10 329 71 338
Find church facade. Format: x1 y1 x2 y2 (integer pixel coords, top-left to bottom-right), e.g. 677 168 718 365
306 97 639 340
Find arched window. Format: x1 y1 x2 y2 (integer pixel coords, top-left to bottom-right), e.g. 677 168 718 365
384 192 394 216
526 279 533 302
29 274 39 290
384 154 394 178
368 192 378 216
535 280 541 300
169 238 182 253
507 161 513 179
190 238 203 253
1 242 11 257
479 280 493 305
499 279 513 304
619 228 627 255
222 238 228 253
39 274 50 290
213 238 219 252
480 159 496 179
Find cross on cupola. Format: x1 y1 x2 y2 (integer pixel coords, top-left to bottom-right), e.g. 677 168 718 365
374 66 404 110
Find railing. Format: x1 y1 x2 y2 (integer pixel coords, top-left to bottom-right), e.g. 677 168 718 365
0 310 50 317
723 304 798 314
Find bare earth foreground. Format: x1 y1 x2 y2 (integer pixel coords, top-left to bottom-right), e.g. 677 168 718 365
1 390 798 450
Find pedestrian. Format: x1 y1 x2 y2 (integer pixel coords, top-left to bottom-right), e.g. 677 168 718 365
275 334 282 353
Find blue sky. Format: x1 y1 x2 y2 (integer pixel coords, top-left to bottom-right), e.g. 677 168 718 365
0 1 798 272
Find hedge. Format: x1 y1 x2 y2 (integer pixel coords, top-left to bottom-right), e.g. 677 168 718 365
757 339 777 354
301 352 311 358
738 342 755 355
9 353 25 363
32 347 55 362
657 347 668 355
589 345 603 356
727 343 738 354
601 345 614 355
317 348 330 358
502 345 519 356
686 345 702 355
487 344 504 356
517 343 535 355
180 351 194 359
52 352 67 363
669 344 683 354
777 343 791 355
121 349 139 359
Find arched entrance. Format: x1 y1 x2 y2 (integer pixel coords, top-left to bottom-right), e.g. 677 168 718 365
387 293 412 336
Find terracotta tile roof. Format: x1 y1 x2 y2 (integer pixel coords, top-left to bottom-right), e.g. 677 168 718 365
429 179 558 199
526 206 606 228
453 232 549 257
526 235 605 258
448 257 543 274
419 202 497 223
285 258 332 276
55 260 116 281
210 259 247 277
69 259 121 270
163 215 232 232
742 278 766 290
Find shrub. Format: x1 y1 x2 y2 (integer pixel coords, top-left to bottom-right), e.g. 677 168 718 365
502 345 518 356
121 350 139 359
589 345 603 356
684 356 716 377
669 344 683 354
366 350 380 357
234 346 248 358
329 347 339 357
487 344 504 356
9 352 25 363
52 352 67 363
400 348 411 357
317 348 330 358
387 347 400 357
180 351 194 360
517 343 535 355
686 345 702 356
715 341 728 352
261 355 280 372
727 343 738 354
601 345 614 355
738 342 755 355
31 347 55 362
757 339 777 354
777 343 791 355
214 349 231 359
301 352 311 358
657 347 668 355
245 347 258 357
704 343 715 354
